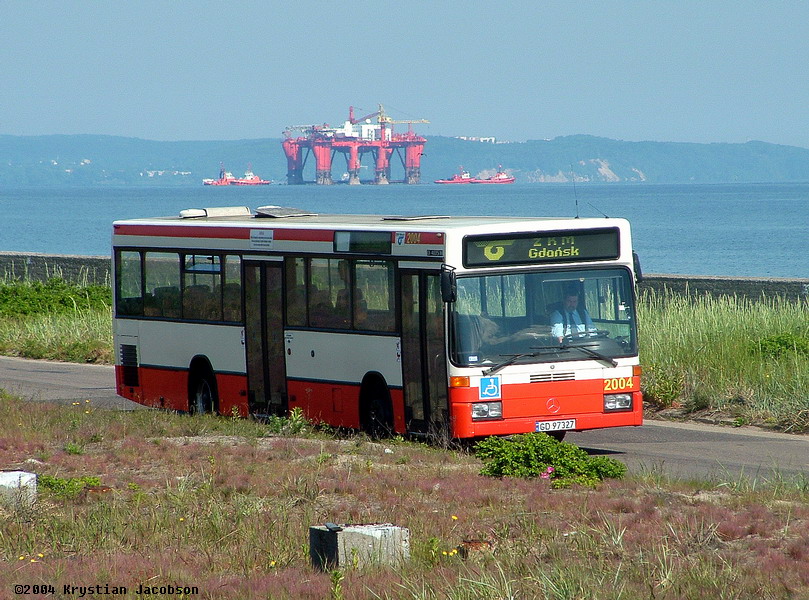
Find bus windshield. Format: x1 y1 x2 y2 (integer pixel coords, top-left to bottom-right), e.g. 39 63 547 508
449 267 637 367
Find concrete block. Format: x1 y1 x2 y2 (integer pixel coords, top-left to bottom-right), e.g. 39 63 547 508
0 471 37 508
309 523 410 571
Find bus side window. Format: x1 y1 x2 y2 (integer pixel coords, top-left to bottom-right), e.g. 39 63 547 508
222 255 242 322
309 258 350 329
116 250 143 316
183 255 222 321
144 251 181 318
355 260 394 331
285 257 307 326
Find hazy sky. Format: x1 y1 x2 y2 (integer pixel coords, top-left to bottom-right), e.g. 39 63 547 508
3 1 808 147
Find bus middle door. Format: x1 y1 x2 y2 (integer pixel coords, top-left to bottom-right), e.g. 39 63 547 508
244 260 287 417
400 270 449 436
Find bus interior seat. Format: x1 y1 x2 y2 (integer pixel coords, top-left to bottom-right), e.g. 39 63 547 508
153 286 181 317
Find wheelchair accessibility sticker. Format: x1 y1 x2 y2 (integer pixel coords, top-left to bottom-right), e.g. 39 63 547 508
479 376 502 399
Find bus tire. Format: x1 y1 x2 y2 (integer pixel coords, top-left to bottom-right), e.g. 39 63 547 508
189 361 217 415
359 374 393 438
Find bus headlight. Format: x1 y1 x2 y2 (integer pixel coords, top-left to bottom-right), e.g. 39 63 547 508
604 393 633 412
472 401 502 420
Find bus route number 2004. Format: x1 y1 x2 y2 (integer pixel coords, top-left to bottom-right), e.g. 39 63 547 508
603 377 634 392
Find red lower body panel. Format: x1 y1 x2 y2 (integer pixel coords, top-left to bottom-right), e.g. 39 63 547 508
115 365 248 415
287 379 406 434
450 378 643 438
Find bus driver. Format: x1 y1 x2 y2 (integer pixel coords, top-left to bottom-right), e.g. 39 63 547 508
550 285 596 342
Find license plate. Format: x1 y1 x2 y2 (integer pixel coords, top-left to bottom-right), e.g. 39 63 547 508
535 419 576 433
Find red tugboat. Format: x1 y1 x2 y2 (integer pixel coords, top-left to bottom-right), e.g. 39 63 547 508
202 164 237 186
435 167 474 184
203 164 272 186
232 166 272 185
472 166 515 184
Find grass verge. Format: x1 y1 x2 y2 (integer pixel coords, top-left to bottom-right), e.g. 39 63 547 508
639 289 809 431
0 278 112 363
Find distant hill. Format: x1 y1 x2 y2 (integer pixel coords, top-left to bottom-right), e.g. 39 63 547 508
2 133 808 186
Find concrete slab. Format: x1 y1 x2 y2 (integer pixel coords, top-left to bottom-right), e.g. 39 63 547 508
309 523 410 570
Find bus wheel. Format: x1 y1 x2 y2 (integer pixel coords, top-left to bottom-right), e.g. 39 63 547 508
360 377 393 438
190 369 217 415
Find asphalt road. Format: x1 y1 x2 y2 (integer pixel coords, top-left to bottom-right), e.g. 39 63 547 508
2 355 808 482
0 355 141 410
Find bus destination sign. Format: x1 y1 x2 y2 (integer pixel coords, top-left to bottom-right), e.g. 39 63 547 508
464 228 620 267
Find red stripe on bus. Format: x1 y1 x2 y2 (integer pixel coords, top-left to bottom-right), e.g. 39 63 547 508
271 229 334 242
114 224 251 239
114 225 443 245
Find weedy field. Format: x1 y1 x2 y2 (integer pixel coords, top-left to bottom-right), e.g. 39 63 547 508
2 277 809 598
2 394 809 599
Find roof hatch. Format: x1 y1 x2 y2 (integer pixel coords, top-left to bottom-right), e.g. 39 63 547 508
382 215 450 221
255 205 318 218
179 206 252 219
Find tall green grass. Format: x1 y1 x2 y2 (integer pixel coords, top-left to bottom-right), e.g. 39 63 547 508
0 277 112 363
639 289 809 430
0 308 112 363
0 276 111 316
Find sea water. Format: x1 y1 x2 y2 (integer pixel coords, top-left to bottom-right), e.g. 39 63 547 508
0 182 806 278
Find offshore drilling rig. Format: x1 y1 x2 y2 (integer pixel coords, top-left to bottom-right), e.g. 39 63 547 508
281 105 428 185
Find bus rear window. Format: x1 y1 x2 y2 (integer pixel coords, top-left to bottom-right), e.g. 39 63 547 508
116 250 142 316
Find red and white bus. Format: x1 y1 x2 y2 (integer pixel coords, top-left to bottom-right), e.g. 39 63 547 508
113 205 642 439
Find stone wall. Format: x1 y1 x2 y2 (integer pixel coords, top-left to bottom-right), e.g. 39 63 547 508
1 251 807 303
0 252 111 286
639 273 809 303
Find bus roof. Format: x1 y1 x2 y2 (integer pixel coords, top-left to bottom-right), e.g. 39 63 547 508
113 206 633 268
113 205 626 232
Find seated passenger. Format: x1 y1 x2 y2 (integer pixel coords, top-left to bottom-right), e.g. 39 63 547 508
353 297 368 328
222 283 242 322
309 289 335 327
184 284 216 320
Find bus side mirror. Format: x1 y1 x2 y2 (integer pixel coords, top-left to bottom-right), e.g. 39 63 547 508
633 251 643 283
440 266 457 303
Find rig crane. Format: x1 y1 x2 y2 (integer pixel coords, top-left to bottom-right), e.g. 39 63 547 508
348 106 382 124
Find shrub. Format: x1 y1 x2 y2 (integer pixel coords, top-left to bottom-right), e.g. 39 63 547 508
750 332 809 359
38 475 102 499
642 362 684 408
0 278 111 317
474 433 627 488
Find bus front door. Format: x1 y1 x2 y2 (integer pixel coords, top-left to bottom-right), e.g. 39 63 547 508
401 271 449 436
244 261 287 417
